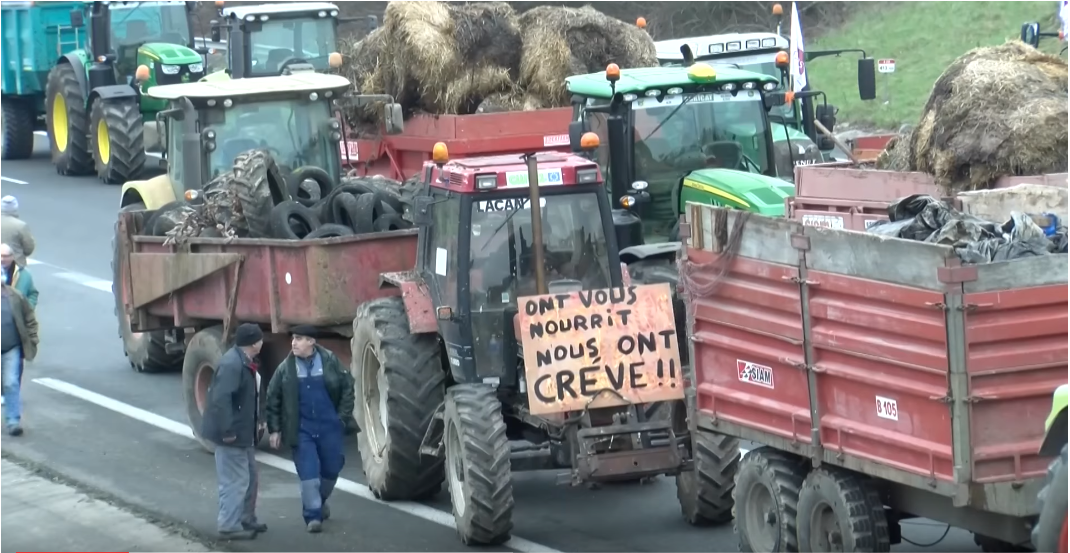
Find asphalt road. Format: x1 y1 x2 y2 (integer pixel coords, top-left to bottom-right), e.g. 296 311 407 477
0 134 981 552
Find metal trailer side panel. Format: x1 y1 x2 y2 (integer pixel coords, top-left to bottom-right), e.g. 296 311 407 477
1 2 85 98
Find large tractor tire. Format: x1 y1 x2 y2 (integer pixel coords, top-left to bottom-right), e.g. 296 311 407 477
733 447 807 552
1033 444 1068 553
676 428 740 525
444 384 514 546
2 99 35 160
182 326 226 453
204 149 289 238
796 467 891 552
90 98 145 185
351 297 445 500
45 63 92 176
112 203 184 373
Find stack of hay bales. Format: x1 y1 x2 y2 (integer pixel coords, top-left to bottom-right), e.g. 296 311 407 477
518 5 658 107
878 41 1068 194
338 1 659 123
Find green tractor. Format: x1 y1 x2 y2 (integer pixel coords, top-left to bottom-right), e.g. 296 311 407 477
45 1 204 184
1033 383 1068 553
202 2 345 81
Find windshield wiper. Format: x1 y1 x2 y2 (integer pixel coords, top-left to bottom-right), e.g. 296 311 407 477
481 206 526 253
641 94 697 142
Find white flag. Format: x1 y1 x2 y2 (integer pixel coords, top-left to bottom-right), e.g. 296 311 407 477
789 2 808 92
1060 0 1069 39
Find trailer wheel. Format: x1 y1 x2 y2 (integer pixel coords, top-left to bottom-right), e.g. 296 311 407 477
112 202 184 374
796 467 890 552
444 384 514 545
90 98 145 185
676 427 740 526
45 63 93 176
182 326 226 452
1033 444 1068 553
733 447 806 552
351 297 445 500
2 99 35 160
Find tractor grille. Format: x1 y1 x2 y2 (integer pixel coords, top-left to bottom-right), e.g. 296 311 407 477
155 62 205 86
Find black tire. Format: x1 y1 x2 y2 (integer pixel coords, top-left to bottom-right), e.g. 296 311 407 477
1033 444 1068 553
269 201 321 239
734 447 807 553
45 63 92 176
349 176 407 214
373 214 412 232
676 429 740 526
89 97 145 185
182 326 225 453
350 193 379 234
2 99 35 160
288 166 334 206
206 149 289 237
351 297 445 500
304 223 354 239
444 384 514 546
112 202 183 373
796 467 890 552
144 201 185 236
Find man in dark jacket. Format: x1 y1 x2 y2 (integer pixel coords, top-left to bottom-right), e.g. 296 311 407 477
201 323 268 540
2 266 39 436
266 324 355 533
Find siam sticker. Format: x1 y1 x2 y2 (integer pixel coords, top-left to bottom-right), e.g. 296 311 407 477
737 359 774 389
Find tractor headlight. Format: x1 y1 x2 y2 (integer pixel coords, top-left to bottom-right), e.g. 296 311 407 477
576 168 600 184
161 64 180 75
188 62 204 74
475 174 497 190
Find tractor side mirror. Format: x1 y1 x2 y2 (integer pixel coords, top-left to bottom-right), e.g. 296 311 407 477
69 9 84 28
763 92 787 110
857 58 876 101
1021 22 1041 48
210 21 222 43
384 103 404 135
816 104 837 134
568 120 588 153
413 195 434 226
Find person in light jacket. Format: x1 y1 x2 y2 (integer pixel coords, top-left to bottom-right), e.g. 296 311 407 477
1 244 37 308
1 265 39 436
0 196 35 267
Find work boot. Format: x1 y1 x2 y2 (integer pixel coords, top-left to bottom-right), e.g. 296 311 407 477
218 529 257 540
307 520 322 533
322 503 330 521
7 425 22 437
243 521 268 533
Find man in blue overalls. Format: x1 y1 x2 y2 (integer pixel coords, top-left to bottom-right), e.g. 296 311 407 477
265 325 355 533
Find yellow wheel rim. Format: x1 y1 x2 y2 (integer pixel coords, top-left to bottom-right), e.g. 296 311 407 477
52 94 68 153
97 118 110 165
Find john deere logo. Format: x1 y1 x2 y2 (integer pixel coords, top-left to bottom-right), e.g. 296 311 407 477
181 73 190 83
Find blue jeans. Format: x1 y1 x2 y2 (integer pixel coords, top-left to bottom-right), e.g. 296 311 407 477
2 346 22 427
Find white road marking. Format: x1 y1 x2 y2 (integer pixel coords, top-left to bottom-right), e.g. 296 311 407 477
34 131 47 137
1 176 29 185
33 377 565 553
54 272 113 293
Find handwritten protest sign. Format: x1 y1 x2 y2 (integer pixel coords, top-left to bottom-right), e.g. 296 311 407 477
516 283 683 415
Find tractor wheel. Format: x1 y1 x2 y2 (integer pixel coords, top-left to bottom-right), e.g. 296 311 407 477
676 427 740 526
90 98 145 185
45 63 92 176
182 326 225 453
205 149 289 237
796 467 891 552
733 447 807 552
351 296 445 500
1 98 35 160
444 384 514 546
112 202 183 373
1033 444 1068 553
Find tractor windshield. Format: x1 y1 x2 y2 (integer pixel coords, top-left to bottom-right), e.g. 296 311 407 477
467 188 614 370
248 16 338 75
109 2 191 49
204 97 340 179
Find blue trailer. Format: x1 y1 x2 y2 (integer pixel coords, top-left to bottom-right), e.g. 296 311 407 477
1 1 86 160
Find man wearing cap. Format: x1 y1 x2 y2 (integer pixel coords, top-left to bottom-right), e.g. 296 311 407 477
265 324 355 533
201 323 268 541
1 265 39 436
0 196 35 267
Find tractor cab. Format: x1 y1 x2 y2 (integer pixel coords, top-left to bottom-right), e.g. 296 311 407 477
411 145 624 384
566 63 795 246
207 2 342 80
120 73 405 209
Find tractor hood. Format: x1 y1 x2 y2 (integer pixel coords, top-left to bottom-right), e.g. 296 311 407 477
140 42 201 65
682 168 795 216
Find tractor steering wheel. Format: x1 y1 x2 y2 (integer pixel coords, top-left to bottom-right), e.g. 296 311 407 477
277 57 310 75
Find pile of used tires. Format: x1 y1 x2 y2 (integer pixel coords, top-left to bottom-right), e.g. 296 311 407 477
146 149 415 241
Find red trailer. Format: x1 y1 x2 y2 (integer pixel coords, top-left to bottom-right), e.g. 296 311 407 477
339 108 574 181
674 202 1067 551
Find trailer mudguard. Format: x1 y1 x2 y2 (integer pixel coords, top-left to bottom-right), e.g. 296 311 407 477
120 174 177 210
378 271 437 334
89 83 137 105
58 52 90 98
1040 384 1069 457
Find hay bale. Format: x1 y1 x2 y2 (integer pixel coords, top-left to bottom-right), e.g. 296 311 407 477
518 5 658 107
476 91 545 114
361 1 521 115
339 28 386 94
900 41 1068 193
